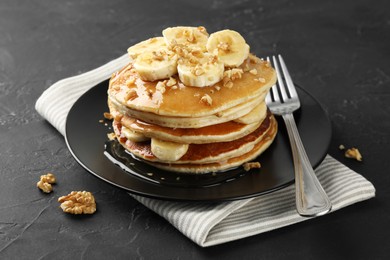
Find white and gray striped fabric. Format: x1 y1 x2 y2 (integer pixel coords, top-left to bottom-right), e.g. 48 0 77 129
35 54 376 247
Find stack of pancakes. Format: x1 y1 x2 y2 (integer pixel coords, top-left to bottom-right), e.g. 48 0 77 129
107 27 277 174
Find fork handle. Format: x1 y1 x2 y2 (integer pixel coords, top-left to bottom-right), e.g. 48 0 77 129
282 113 332 217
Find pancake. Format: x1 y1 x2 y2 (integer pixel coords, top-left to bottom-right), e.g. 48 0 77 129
108 92 266 128
107 26 278 174
110 100 267 144
120 116 262 144
153 117 277 173
117 115 278 174
112 112 275 166
108 58 276 118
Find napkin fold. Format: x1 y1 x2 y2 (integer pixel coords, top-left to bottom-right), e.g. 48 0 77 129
35 54 376 247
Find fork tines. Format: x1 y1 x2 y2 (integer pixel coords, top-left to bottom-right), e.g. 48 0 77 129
266 55 299 106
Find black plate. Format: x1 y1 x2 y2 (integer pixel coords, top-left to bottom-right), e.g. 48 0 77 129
65 80 331 201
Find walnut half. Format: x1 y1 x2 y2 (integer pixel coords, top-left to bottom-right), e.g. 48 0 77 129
58 191 96 215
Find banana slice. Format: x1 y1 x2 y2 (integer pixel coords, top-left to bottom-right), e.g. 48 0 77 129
162 26 209 51
177 52 224 87
151 138 189 161
206 29 250 67
133 48 178 81
127 37 166 60
121 126 150 142
234 102 267 124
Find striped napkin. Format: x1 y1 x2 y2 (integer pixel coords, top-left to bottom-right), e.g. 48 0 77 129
35 54 376 247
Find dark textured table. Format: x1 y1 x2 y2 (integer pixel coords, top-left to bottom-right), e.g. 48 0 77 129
1 0 389 259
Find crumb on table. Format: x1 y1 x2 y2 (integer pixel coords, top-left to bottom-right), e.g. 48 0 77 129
345 147 363 161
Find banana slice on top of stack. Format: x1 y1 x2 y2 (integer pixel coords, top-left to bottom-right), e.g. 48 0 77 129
108 26 278 174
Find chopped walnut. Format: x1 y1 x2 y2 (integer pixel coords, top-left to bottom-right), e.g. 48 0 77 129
217 42 230 52
166 77 177 87
200 94 213 105
255 77 266 83
208 54 218 64
103 112 113 120
187 54 200 66
37 173 56 193
173 47 187 59
345 148 363 161
191 49 204 58
183 29 195 43
107 132 116 141
124 88 138 101
169 41 191 59
197 26 208 35
243 162 261 171
58 191 96 215
222 68 243 88
125 76 136 86
191 65 204 76
156 81 166 93
187 51 197 61
152 49 167 61
224 68 243 81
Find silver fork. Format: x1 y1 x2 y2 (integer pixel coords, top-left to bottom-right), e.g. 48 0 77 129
266 55 332 217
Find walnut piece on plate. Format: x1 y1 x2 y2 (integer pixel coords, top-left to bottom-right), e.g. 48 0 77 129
58 191 96 215
243 161 261 171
